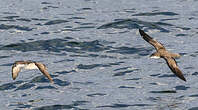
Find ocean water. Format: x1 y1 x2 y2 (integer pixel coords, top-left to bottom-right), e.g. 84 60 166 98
0 0 198 109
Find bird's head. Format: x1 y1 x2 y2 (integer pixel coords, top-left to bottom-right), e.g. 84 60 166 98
150 52 161 59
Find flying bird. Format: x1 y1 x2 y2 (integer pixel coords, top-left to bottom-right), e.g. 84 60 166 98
139 29 186 81
12 61 53 83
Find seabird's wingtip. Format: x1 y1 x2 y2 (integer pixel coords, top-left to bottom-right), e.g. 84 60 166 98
139 29 143 32
178 75 186 82
139 29 145 36
182 77 186 82
12 77 16 80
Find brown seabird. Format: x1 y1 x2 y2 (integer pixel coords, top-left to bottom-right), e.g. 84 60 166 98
12 61 54 83
139 29 186 81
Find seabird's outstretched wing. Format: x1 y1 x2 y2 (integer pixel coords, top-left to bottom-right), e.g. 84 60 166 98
12 61 53 83
12 63 23 80
164 57 186 81
139 29 165 51
34 62 54 83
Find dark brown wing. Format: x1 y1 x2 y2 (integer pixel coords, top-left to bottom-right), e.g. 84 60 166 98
139 29 165 51
35 62 54 83
15 61 33 64
164 57 186 81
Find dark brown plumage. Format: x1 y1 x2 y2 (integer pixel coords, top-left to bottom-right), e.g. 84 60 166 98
139 29 186 81
12 61 53 83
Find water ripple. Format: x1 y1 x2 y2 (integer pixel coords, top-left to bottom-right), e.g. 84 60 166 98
0 81 24 91
132 11 179 16
9 102 32 109
3 16 20 19
30 75 57 83
53 79 70 86
44 20 68 25
35 86 56 90
97 103 152 108
98 18 170 32
0 24 33 31
34 104 88 110
107 46 152 56
189 107 198 110
113 69 139 76
15 83 35 91
125 78 141 80
158 74 179 78
16 18 32 22
192 72 198 75
175 85 190 90
118 86 135 89
77 61 124 70
56 70 76 75
87 93 106 97
1 39 109 52
150 90 177 93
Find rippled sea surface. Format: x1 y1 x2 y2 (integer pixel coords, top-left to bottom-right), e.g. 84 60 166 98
1 0 198 109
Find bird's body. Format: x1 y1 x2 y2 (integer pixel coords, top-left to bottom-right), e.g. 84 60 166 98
12 61 53 83
139 29 186 81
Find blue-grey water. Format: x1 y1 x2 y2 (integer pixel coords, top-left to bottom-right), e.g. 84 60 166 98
0 0 198 109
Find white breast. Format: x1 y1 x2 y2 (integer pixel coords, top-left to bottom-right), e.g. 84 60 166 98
24 63 38 70
150 56 161 59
